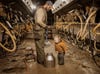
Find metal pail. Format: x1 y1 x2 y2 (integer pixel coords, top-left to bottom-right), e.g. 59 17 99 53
45 53 55 68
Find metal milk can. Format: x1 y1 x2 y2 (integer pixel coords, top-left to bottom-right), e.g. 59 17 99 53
45 53 55 68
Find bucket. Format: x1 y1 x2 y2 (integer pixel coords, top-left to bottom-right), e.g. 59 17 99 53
45 53 55 68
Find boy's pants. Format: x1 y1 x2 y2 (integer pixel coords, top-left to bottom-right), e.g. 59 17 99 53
58 52 65 65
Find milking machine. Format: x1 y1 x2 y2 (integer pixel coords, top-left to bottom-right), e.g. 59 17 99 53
87 23 100 68
70 26 75 44
0 6 17 53
92 23 100 68
45 28 51 46
54 3 100 67
0 4 34 54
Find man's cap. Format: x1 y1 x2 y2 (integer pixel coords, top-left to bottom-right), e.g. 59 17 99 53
46 1 53 6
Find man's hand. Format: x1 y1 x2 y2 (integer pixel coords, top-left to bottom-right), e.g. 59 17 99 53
45 25 55 29
44 25 48 30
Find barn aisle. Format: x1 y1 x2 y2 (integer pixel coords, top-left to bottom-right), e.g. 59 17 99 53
0 37 100 74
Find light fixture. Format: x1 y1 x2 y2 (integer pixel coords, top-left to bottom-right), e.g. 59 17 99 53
30 4 36 10
22 0 37 13
52 0 74 13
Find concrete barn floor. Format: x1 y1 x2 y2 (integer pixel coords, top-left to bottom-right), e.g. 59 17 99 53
0 37 100 74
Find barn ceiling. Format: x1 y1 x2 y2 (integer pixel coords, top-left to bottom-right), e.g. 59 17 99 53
0 0 55 15
0 0 99 16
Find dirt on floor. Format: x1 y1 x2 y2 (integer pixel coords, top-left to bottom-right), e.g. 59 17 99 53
0 38 100 74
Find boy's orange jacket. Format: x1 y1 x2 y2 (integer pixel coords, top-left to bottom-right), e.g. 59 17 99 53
55 40 67 53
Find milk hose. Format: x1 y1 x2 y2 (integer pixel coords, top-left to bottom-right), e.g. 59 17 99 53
74 10 83 39
93 23 100 51
92 23 100 68
81 8 97 38
0 22 16 52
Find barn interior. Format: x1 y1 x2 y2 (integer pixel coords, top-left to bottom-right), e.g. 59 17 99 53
0 0 100 74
